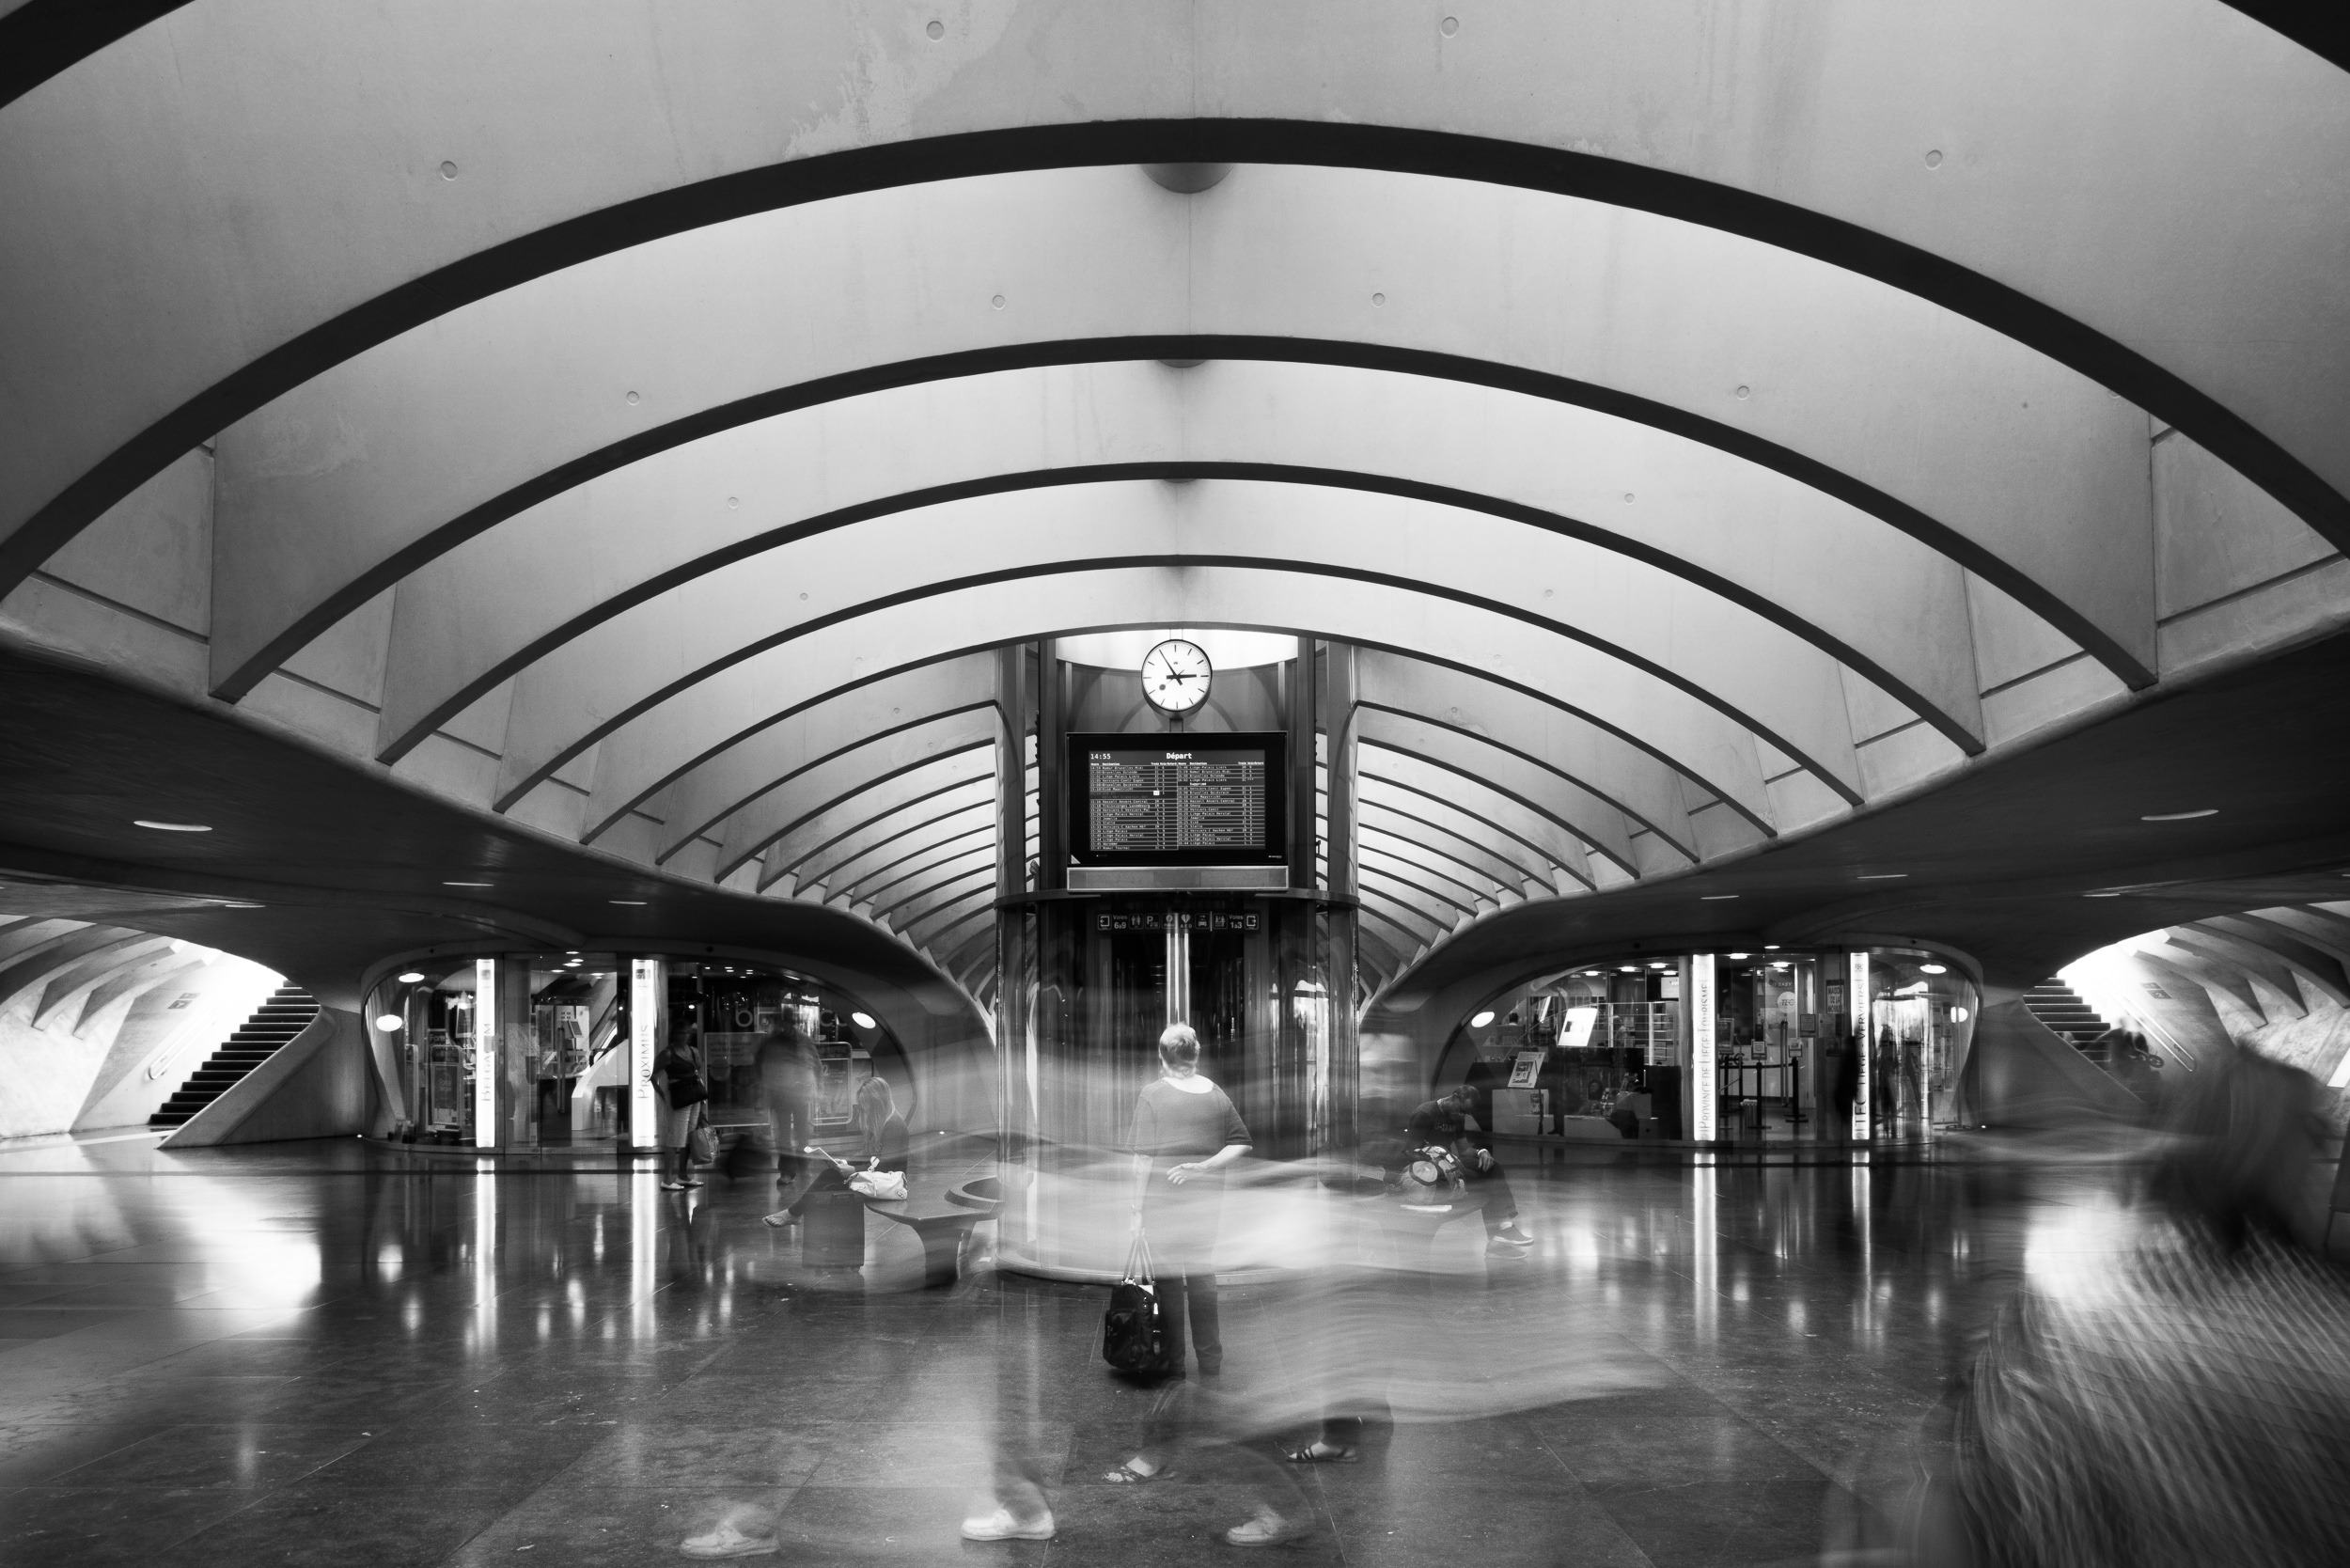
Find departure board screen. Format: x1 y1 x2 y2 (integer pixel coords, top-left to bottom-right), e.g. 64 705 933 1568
1067 733 1287 867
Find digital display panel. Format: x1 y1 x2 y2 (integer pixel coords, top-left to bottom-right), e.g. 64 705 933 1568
1067 733 1287 868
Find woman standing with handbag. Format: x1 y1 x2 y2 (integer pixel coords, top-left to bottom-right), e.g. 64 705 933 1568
1123 1023 1249 1378
652 1027 708 1191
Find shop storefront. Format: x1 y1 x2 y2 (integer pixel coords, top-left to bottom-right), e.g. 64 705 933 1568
1444 943 1978 1145
364 950 907 1152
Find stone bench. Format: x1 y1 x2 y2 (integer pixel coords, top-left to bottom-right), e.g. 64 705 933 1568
862 1175 1001 1287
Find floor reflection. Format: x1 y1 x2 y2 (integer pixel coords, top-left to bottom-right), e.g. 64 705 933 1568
0 1133 2145 1566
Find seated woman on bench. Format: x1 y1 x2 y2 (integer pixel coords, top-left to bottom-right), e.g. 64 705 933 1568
763 1076 908 1227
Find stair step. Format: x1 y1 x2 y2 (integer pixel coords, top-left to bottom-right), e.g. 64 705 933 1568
149 989 319 1127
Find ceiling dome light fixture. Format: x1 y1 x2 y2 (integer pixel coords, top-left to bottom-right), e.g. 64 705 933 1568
396 970 425 983
851 1011 878 1030
1468 1010 1496 1027
134 820 211 831
1648 961 1668 969
2140 808 2217 822
375 1015 403 1030
1728 952 1750 960
1619 965 1637 973
1919 963 1948 975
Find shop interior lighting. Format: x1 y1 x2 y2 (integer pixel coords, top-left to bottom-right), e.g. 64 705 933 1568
396 970 425 983
1771 961 1791 970
375 1015 403 1030
134 820 212 831
1468 1010 1496 1027
1951 1007 1970 1022
1729 952 1750 960
1618 965 1637 973
2140 808 2217 822
1648 961 1668 969
1919 963 1948 974
1763 944 1780 950
850 1011 878 1029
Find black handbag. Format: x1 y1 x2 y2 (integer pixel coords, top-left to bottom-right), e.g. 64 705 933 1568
664 1058 710 1107
1101 1230 1178 1379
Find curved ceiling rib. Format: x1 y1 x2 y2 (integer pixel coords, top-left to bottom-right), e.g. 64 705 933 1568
204 165 2156 703
358 360 1990 765
7 3 2341 605
484 490 1870 815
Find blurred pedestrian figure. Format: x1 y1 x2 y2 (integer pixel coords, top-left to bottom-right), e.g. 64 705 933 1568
1407 1085 1535 1255
1123 1023 1250 1376
756 1020 817 1190
1912 1046 2350 1566
762 1074 907 1228
651 1026 706 1191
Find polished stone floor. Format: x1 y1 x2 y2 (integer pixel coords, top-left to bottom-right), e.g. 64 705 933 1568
0 1131 2140 1566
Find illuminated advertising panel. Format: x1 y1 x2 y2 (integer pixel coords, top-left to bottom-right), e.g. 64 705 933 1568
1849 949 1872 1141
473 957 497 1148
629 958 661 1150
1689 953 1717 1143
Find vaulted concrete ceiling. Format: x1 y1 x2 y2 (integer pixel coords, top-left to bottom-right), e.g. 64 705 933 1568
2 1 2345 1007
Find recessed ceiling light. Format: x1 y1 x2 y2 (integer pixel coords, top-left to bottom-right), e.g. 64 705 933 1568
610 899 647 906
1700 894 1739 902
2140 808 2217 822
1619 965 1637 973
134 820 211 832
1919 964 1948 975
2083 891 2123 898
1856 873 1908 880
1648 961 1667 969
1763 945 1780 950
396 970 425 983
1728 952 1750 960
851 1011 877 1029
1468 1010 1496 1027
219 902 264 909
374 1015 404 1031
444 881 491 887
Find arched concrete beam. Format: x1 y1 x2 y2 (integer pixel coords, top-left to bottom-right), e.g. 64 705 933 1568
717 738 996 887
630 657 995 855
825 820 995 908
768 778 998 899
800 800 1003 902
2247 907 2350 971
1356 709 1644 876
40 952 204 1038
1360 840 1499 914
649 708 995 870
893 877 997 948
1360 863 1479 926
853 846 995 925
8 3 2337 640
339 360 1985 758
1360 753 1597 892
27 934 176 1029
1359 797 1558 898
1359 891 1447 951
495 492 1843 818
2197 913 2350 996
0 917 90 968
1355 650 1716 853
758 757 999 893
201 165 2150 704
0 928 147 1018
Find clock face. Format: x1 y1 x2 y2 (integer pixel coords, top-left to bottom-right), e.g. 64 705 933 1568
1140 638 1212 714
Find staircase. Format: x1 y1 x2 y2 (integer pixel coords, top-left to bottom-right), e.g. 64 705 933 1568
2022 979 2108 1046
149 986 320 1128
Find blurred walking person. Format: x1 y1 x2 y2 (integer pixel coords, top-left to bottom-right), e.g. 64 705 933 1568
756 1020 817 1191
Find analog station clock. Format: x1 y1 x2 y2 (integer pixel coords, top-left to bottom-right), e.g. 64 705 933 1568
1140 637 1212 715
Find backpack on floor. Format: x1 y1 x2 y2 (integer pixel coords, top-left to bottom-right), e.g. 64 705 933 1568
1102 1230 1179 1379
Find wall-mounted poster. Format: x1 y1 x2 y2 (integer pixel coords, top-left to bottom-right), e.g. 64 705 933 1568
1508 1051 1544 1090
1558 1006 1598 1051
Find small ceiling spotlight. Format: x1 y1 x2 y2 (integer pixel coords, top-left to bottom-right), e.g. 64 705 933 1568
134 820 212 831
1468 1010 1496 1027
396 970 425 983
375 1015 404 1031
2140 808 2217 822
